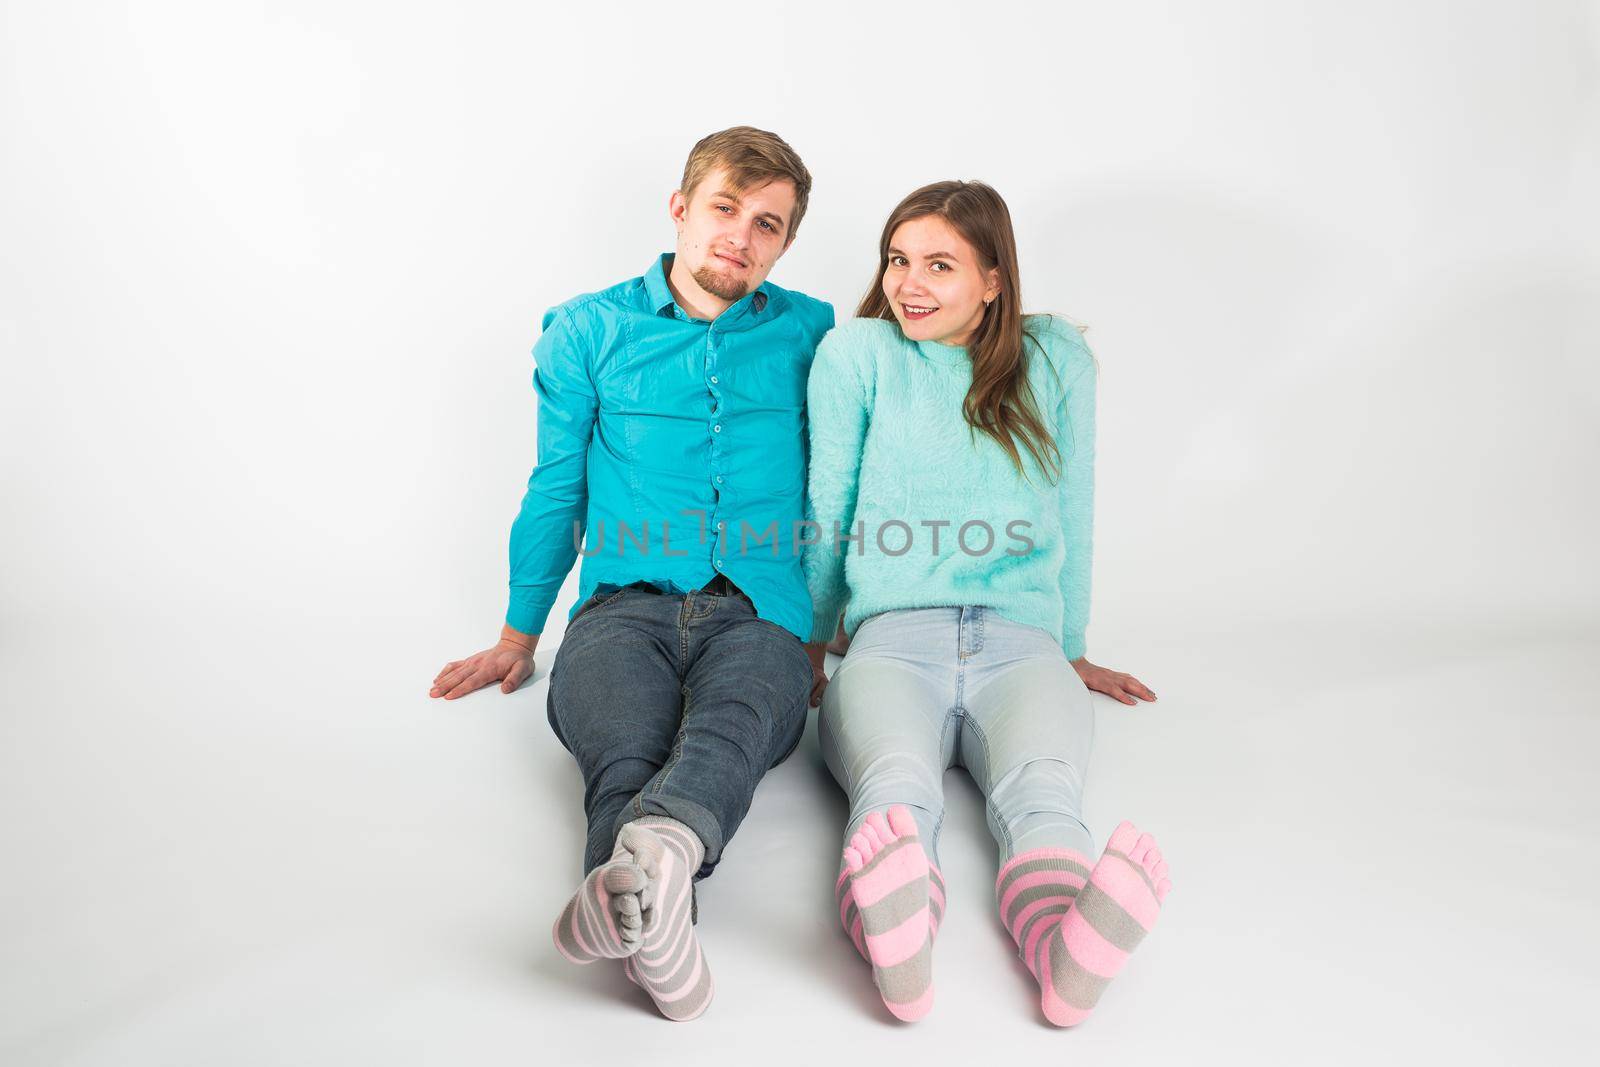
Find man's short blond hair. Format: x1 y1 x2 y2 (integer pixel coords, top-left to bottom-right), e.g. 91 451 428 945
680 126 812 242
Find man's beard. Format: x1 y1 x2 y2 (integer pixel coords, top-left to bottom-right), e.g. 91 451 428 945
692 262 750 302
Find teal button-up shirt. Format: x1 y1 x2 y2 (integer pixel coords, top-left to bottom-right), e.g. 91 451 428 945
507 253 834 640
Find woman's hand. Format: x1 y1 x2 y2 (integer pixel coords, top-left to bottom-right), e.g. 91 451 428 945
1071 658 1157 706
826 618 850 657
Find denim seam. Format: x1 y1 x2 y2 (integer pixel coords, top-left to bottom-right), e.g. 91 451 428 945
569 586 629 629
932 705 959 850
961 714 1012 855
654 681 692 797
779 639 811 764
694 593 717 621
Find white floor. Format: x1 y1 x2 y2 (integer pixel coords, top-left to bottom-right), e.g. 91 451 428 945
5 3 1597 1061
3 607 1596 1066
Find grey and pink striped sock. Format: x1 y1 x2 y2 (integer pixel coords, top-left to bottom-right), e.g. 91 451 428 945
551 836 651 964
835 856 945 962
839 806 936 1021
996 821 1172 1027
617 818 714 1022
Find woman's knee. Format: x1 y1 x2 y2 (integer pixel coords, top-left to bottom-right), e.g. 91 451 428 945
988 756 1086 820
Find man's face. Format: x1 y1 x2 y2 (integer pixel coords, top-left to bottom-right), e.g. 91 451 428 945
669 167 797 302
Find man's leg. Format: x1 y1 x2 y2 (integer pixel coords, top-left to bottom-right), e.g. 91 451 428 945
615 589 811 1020
546 588 686 962
629 589 812 875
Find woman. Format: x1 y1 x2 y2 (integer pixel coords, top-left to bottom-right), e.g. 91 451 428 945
803 181 1169 1026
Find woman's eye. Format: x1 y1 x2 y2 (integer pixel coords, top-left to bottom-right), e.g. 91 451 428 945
889 256 907 267
930 262 949 272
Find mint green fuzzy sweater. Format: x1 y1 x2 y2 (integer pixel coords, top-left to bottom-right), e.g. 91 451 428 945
802 315 1097 659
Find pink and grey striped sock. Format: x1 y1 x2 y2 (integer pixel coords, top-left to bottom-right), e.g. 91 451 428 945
840 806 936 1021
551 836 651 964
997 821 1172 1027
617 818 714 1022
836 854 944 961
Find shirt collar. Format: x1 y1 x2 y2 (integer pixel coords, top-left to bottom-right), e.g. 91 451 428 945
644 253 679 316
645 252 772 321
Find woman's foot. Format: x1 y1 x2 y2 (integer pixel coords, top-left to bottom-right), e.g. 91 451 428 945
1016 821 1172 1027
842 806 936 1021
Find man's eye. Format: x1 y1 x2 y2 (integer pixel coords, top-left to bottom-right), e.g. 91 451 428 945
716 205 733 213
758 219 774 232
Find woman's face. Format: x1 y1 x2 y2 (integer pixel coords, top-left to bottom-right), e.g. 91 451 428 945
881 214 999 346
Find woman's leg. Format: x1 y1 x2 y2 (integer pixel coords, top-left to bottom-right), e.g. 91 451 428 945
961 611 1172 1027
818 609 959 1021
959 614 1095 863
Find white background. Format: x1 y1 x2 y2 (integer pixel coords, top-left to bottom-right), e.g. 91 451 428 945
3 1 1597 1064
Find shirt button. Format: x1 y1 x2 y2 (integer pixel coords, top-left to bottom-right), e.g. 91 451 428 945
715 559 724 568
710 375 719 384
712 424 722 433
717 521 726 530
715 475 724 484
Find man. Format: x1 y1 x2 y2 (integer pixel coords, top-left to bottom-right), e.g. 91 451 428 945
429 127 832 1021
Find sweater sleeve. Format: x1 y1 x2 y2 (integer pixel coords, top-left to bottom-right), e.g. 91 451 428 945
802 325 872 644
1055 328 1097 660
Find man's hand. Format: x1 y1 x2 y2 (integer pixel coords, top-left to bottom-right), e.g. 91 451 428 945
804 641 830 707
430 626 540 699
1071 657 1157 706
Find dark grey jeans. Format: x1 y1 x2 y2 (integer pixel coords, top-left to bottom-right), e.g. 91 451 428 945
546 582 811 880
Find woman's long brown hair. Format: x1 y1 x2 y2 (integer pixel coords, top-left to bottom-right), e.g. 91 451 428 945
856 181 1060 483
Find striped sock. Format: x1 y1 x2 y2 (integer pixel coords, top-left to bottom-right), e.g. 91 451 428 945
836 856 944 960
617 818 714 1022
551 836 651 964
998 821 1172 1027
841 806 935 1022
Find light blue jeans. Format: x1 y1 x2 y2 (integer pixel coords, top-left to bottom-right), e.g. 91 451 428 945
819 606 1096 865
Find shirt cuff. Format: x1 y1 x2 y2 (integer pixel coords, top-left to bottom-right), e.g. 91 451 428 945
505 596 552 637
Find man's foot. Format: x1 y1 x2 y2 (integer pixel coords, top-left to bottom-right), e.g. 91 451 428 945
551 843 651 963
842 806 935 1021
616 819 714 1021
